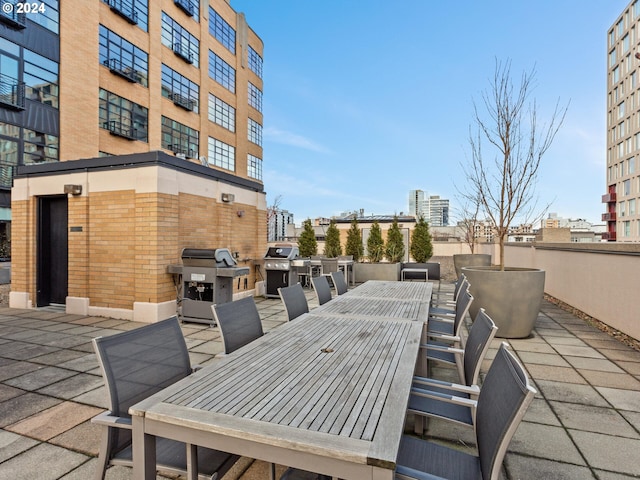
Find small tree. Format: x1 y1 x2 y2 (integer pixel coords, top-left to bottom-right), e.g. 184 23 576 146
410 216 433 263
366 221 384 262
385 216 405 263
345 218 364 262
455 192 482 254
323 220 342 258
298 219 317 257
463 59 567 270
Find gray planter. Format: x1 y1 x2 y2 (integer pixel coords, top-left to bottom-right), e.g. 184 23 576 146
461 266 545 339
453 254 491 279
353 263 401 282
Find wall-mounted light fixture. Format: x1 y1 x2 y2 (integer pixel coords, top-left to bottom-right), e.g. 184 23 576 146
237 210 245 217
221 193 235 203
64 184 82 195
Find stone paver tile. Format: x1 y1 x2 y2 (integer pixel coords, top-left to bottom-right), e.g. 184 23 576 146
535 380 609 407
547 337 591 347
0 441 89 480
0 392 61 428
0 430 38 463
37 372 104 399
57 353 99 372
565 356 624 373
578 369 640 390
505 454 596 480
58 458 98 480
185 329 220 341
4 365 78 391
526 364 586 384
0 360 40 382
73 385 109 409
551 401 639 438
27 349 87 367
0 384 24 402
515 351 570 367
1 341 60 360
596 387 640 412
584 338 638 351
509 422 585 465
597 347 640 362
594 470 640 480
523 397 562 426
619 411 640 433
26 331 89 349
6 401 103 441
618 361 640 376
50 419 101 456
554 344 605 358
569 430 640 476
509 341 556 354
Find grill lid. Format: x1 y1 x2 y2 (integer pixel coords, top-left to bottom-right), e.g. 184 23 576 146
264 246 298 259
181 248 238 267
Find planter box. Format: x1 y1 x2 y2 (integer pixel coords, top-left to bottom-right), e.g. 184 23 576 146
401 262 440 281
353 263 401 282
453 254 491 278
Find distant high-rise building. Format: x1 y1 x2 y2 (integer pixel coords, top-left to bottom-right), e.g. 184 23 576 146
605 1 640 241
269 209 294 242
408 189 449 226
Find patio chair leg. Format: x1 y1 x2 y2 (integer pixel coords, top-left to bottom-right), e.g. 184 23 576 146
186 443 198 480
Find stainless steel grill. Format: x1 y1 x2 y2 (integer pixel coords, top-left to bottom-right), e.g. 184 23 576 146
168 248 249 324
263 245 306 297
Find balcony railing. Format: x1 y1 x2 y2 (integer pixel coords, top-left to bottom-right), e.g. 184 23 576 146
173 43 194 64
602 212 617 222
103 58 141 83
174 0 196 17
0 1 27 29
0 74 26 110
168 144 196 159
602 192 617 203
601 231 617 241
169 92 197 111
103 120 137 140
107 0 138 24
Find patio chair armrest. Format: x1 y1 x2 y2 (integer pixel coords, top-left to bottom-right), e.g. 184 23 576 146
419 343 464 357
410 386 478 408
426 332 461 342
412 376 480 396
91 411 133 430
428 313 454 321
396 463 444 480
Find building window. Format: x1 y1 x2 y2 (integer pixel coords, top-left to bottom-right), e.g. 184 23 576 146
174 0 199 19
0 122 19 189
161 64 198 112
99 25 148 86
209 7 235 54
161 116 199 158
161 12 200 67
208 137 235 171
208 93 235 132
248 45 263 78
23 49 59 108
101 0 148 31
99 88 148 142
618 101 625 119
248 118 262 146
624 178 631 195
23 128 58 164
208 51 235 92
624 220 631 237
29 0 59 33
247 154 262 180
613 66 620 84
248 82 262 112
630 198 636 216
610 49 617 68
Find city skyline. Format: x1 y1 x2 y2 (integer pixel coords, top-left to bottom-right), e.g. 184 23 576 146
232 0 626 226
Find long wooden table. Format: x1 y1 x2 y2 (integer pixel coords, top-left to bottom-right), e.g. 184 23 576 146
130 280 431 480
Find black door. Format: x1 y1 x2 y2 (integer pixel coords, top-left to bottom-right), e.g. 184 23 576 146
37 196 68 306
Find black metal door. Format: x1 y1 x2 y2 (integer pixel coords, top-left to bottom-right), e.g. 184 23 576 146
37 196 68 306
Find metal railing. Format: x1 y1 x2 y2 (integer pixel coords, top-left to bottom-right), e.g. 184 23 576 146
169 92 197 111
0 73 25 110
103 58 141 83
174 0 196 17
0 1 27 28
106 0 138 24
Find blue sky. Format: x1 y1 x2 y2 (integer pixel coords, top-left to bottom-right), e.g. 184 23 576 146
232 0 627 226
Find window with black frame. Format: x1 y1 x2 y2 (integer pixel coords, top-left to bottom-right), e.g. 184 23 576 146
99 88 148 141
23 49 59 108
248 82 262 112
161 12 199 67
99 26 148 86
247 154 262 181
247 45 262 78
207 136 235 171
209 6 235 54
207 93 235 132
161 64 198 112
101 0 148 31
161 116 198 158
208 50 235 93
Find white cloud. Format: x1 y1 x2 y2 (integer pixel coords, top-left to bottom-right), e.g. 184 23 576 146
263 127 332 153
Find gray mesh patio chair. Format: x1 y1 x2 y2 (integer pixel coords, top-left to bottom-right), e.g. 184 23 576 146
409 308 498 429
431 273 468 307
311 275 332 305
91 316 238 480
330 270 348 295
427 288 473 348
396 343 536 480
278 283 309 321
212 296 264 354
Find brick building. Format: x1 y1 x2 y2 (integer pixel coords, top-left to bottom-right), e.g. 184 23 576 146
3 1 266 320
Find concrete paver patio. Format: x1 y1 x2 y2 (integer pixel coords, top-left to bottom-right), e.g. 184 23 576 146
0 282 639 479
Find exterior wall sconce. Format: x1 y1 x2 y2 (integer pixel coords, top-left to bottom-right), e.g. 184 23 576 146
221 193 235 203
64 184 82 195
237 210 245 217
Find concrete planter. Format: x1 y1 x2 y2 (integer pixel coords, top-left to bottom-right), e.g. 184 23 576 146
453 254 492 279
353 263 401 282
461 266 545 339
